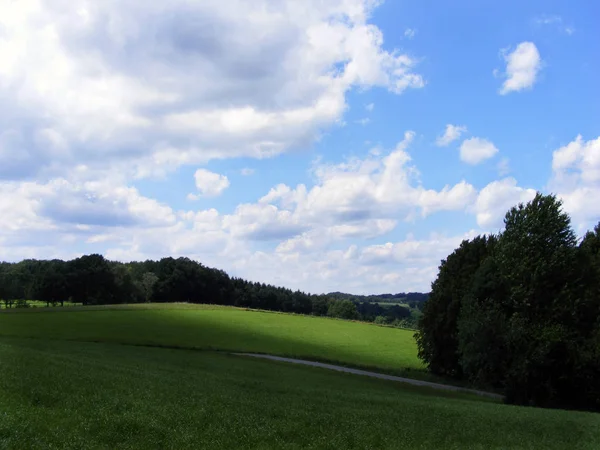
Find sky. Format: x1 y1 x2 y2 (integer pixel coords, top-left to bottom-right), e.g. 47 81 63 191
1 0 599 294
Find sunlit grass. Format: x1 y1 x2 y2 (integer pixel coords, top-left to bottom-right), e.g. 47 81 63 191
0 303 423 377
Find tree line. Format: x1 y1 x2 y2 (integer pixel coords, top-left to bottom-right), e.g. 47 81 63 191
416 193 600 411
0 255 423 327
328 291 429 309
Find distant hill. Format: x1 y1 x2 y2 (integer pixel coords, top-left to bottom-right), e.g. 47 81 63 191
326 292 429 308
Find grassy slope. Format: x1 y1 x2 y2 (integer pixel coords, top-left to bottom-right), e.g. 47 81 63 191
1 337 599 450
0 304 423 377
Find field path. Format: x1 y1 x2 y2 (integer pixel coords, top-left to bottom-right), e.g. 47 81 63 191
233 353 502 400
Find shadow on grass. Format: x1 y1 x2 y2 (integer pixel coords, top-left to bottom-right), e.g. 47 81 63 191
0 303 477 389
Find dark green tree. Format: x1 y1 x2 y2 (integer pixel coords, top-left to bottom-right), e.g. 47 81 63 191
327 299 359 320
140 272 159 303
415 235 496 378
311 296 329 316
454 195 599 410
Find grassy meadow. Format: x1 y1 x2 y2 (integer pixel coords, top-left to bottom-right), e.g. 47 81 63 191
0 303 599 449
1 336 599 449
0 303 423 377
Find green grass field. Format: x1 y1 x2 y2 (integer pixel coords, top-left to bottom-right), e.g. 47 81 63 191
1 336 599 449
0 303 598 449
375 301 411 307
0 303 423 377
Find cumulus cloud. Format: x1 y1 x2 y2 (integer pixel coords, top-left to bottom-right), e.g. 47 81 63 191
127 132 476 253
436 124 467 147
8 0 581 296
498 42 542 94
91 208 486 294
223 203 307 241
459 137 499 165
0 0 425 182
0 175 177 263
359 230 480 266
549 135 600 230
473 178 537 229
0 178 175 232
188 169 230 199
258 132 476 232
220 230 483 294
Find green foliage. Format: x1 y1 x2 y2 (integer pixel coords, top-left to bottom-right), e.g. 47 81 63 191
415 235 497 378
327 299 360 320
1 256 423 325
310 296 330 316
417 193 600 411
374 315 389 325
328 291 429 308
140 272 159 303
2 337 598 449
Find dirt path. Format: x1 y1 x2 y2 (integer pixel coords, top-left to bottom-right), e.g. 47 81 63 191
233 353 502 400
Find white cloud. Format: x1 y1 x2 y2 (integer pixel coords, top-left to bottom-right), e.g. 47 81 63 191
240 168 255 176
498 42 542 94
360 230 480 266
223 203 306 241
551 135 600 183
418 181 478 216
9 1 592 296
436 124 467 147
533 15 575 35
189 169 230 199
233 132 477 248
0 0 425 182
355 118 371 126
534 15 563 26
549 135 600 230
0 178 175 232
473 178 537 229
265 132 475 224
219 230 483 294
497 157 511 176
404 28 416 39
459 137 499 165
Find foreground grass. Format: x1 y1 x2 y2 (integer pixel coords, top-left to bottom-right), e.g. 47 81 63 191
0 303 424 377
1 337 598 450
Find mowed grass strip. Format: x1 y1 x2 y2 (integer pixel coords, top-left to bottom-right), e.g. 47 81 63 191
0 337 598 450
0 303 422 375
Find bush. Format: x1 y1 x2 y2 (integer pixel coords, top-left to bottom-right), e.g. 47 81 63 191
327 300 359 320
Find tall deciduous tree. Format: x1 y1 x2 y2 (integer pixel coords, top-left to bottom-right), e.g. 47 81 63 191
140 272 159 303
415 235 496 378
420 193 600 410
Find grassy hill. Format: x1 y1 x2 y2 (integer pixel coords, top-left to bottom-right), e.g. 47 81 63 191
0 304 599 449
0 303 423 377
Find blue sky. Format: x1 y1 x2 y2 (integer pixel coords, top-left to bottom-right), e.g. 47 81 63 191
0 0 598 294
